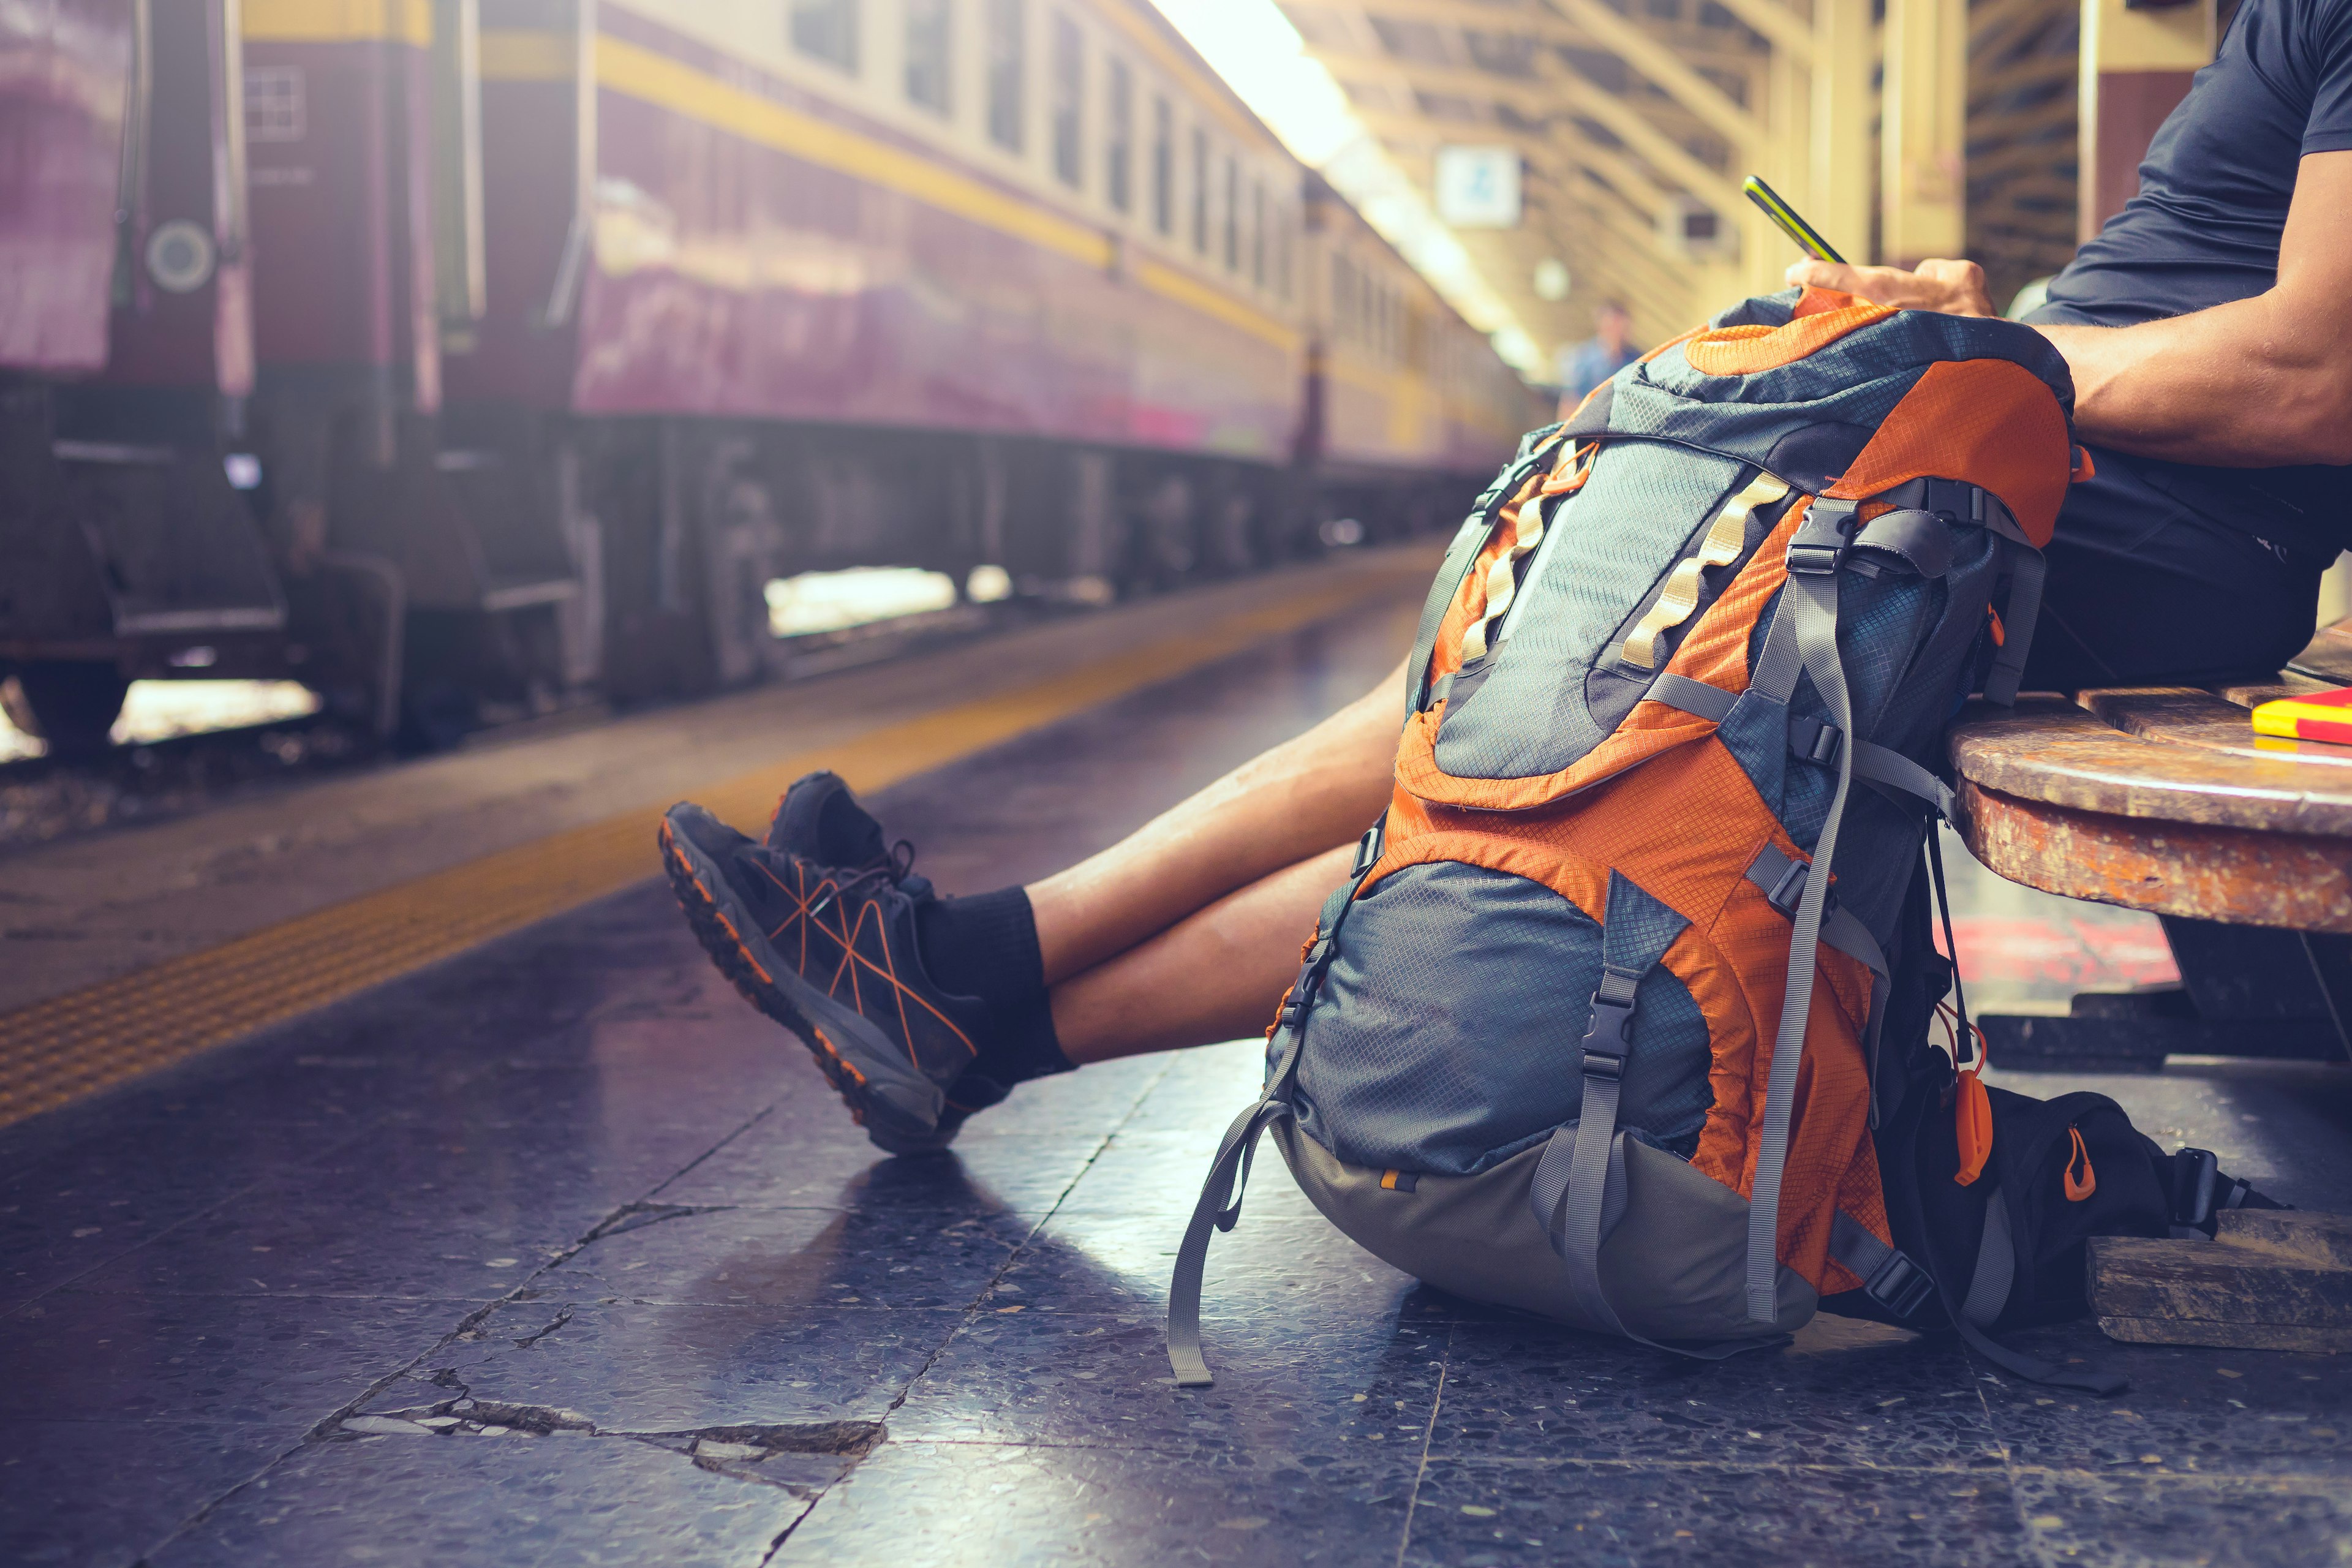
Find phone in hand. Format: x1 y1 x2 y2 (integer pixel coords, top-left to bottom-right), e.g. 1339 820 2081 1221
1742 176 1845 266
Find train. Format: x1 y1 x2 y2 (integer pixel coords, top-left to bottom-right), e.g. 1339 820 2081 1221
0 0 1548 751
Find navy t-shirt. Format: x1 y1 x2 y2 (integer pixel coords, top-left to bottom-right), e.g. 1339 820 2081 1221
2032 0 2352 546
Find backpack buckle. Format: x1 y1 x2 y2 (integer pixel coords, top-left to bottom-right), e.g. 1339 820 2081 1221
1789 715 1843 767
1350 823 1385 879
1863 1248 1936 1319
1786 499 1861 576
2171 1147 2221 1231
1580 965 1642 1077
1765 859 1810 916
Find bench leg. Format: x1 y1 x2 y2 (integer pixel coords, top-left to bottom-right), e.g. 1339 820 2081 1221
1983 918 2352 1071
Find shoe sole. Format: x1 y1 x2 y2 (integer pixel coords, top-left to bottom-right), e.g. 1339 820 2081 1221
658 816 951 1154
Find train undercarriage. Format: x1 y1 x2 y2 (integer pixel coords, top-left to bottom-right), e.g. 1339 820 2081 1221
0 386 1472 755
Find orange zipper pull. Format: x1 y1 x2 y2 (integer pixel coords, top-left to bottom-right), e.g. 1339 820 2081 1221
2064 1126 2097 1201
1954 1069 1992 1186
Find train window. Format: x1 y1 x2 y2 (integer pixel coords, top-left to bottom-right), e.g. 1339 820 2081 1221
1251 178 1265 288
1190 128 1208 254
1151 96 1173 233
245 67 304 143
1050 13 1082 188
1333 254 1353 341
905 0 951 113
791 0 859 72
987 0 1025 153
1106 59 1133 214
1222 155 1238 271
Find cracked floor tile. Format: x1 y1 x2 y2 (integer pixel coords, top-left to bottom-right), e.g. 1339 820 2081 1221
145 1422 816 1567
410 1298 954 1433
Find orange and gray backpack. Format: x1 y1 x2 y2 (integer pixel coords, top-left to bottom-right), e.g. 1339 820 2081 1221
1165 288 2280 1393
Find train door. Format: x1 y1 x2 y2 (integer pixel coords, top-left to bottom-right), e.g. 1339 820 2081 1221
243 0 579 745
0 0 285 752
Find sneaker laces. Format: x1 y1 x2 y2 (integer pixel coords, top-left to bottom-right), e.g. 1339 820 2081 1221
805 839 917 921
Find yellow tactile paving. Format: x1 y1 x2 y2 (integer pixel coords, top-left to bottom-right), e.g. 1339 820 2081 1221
0 572 1419 1128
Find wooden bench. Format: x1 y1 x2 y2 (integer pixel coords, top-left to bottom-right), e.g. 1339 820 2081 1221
1953 622 2352 1353
1947 617 2352 1070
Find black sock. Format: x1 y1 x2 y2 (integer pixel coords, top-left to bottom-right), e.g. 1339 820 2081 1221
917 887 1073 1084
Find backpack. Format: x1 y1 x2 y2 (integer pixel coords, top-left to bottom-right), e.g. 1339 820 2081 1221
1162 287 2275 1393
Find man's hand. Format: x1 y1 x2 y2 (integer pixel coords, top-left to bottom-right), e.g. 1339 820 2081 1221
1784 257 1997 317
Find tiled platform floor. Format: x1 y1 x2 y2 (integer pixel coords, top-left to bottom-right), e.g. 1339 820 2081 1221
4 607 2350 1567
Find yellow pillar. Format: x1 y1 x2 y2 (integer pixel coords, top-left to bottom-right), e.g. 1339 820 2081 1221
1880 0 1967 264
1743 43 1813 293
1810 0 1875 263
2079 0 2214 242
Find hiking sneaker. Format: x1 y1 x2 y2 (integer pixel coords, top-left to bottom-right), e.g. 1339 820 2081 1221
766 770 890 865
660 801 987 1155
760 773 1016 1150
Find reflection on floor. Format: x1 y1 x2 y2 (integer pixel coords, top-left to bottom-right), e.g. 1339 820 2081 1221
3 610 2348 1566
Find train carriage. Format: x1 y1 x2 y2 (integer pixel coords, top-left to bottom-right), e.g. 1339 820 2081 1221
0 0 1542 748
1299 173 1550 539
0 0 282 752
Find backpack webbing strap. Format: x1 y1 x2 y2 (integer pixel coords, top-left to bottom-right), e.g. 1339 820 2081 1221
1744 844 1891 1095
1961 1189 2015 1327
1646 672 1736 723
1166 832 1385 1387
1880 1135 2130 1395
1827 1209 1936 1319
1925 829 1976 1067
1405 435 1560 716
1529 871 1687 1336
1745 498 1862 1324
1166 1095 1294 1388
1983 541 2047 706
1850 742 1957 821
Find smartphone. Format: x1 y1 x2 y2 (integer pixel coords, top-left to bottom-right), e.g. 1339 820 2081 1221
1741 175 1845 266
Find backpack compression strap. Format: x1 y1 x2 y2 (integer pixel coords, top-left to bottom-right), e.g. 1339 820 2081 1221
1525 873 1784 1360
1742 497 1865 1324
1166 822 1387 1387
1527 870 1687 1335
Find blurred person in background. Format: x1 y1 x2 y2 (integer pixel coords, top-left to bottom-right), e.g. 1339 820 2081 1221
1556 300 1640 416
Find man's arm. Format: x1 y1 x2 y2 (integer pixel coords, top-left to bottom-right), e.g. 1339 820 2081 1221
1787 150 2352 467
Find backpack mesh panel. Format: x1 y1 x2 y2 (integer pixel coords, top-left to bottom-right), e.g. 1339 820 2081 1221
1434 447 1747 782
1291 859 1713 1176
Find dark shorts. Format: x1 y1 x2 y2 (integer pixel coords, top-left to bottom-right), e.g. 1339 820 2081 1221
2019 446 2333 692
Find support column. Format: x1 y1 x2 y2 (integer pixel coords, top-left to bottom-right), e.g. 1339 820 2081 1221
1810 0 1875 263
1744 43 1813 293
1880 0 1967 265
2078 0 2214 243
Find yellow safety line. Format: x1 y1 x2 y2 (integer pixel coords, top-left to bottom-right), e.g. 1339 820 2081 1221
0 571 1420 1129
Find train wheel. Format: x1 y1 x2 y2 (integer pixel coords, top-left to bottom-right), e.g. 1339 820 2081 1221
2 662 130 756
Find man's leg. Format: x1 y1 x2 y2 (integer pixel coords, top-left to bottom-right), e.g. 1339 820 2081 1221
1050 843 1355 1064
1025 655 1404 986
2022 451 2328 689
663 645 1408 1142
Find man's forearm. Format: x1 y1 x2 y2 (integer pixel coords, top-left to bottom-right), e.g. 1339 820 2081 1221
2043 297 2352 467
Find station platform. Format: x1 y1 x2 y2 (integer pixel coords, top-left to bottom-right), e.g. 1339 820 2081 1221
3 547 2349 1567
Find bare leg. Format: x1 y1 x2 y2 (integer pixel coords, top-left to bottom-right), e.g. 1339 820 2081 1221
1027 655 1404 986
1051 844 1355 1064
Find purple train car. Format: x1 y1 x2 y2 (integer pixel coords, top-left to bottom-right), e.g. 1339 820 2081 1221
0 0 281 751
1 0 1543 747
